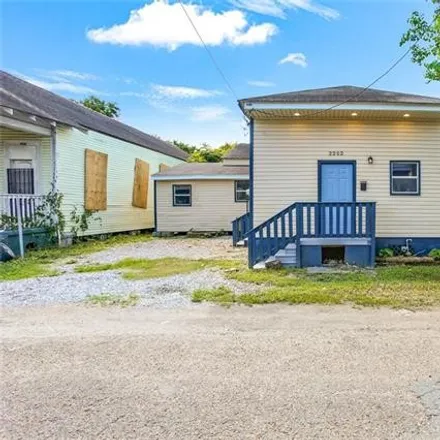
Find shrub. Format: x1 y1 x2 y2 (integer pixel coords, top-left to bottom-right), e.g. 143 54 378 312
428 249 440 261
378 248 394 258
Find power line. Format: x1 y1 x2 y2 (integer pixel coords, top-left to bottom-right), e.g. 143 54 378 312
248 19 434 119
177 0 249 127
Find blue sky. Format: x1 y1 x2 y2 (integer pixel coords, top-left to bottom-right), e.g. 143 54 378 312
3 0 440 146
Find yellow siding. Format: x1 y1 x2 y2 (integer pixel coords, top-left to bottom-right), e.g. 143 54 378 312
156 180 247 232
0 127 52 194
56 127 184 235
253 119 440 237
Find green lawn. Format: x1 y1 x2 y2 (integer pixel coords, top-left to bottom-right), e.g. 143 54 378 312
0 233 153 281
75 257 244 280
194 266 440 309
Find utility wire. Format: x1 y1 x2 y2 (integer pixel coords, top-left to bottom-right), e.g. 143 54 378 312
248 18 435 119
177 0 249 126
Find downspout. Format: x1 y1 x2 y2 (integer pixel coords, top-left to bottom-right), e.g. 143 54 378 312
50 122 57 192
249 118 254 229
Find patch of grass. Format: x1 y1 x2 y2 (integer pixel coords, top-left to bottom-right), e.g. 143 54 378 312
76 257 244 280
0 233 153 281
85 293 140 307
0 259 59 282
197 265 440 309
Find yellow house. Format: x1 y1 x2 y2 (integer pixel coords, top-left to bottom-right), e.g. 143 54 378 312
152 144 249 233
0 71 187 237
236 86 440 268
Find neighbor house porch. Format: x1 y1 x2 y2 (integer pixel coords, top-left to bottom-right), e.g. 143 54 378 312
0 110 55 226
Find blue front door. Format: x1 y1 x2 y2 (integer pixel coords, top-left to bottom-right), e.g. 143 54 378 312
320 162 355 235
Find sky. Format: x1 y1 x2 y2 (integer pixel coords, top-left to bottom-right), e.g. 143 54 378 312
2 0 440 147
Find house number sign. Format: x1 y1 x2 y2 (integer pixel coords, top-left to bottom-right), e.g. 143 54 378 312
329 151 344 156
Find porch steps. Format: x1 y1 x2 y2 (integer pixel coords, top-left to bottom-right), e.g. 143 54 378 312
253 243 297 269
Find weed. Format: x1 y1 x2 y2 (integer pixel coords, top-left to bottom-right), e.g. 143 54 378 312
85 293 140 307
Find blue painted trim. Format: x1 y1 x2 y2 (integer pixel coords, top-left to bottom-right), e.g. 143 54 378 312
172 184 192 207
249 119 254 229
317 160 357 202
154 180 158 232
376 237 440 255
389 160 421 196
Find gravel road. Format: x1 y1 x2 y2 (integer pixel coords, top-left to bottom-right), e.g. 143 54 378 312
2 305 440 439
1 237 248 307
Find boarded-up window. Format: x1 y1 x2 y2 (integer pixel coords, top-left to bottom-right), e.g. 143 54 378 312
84 149 108 211
132 159 150 209
159 163 170 172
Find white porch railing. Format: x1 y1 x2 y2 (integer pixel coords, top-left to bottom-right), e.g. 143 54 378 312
0 194 47 258
0 194 45 225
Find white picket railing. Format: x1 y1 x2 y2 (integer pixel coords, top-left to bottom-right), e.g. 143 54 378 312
0 194 46 257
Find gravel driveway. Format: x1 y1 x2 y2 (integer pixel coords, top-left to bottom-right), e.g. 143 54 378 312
1 238 247 307
2 305 440 439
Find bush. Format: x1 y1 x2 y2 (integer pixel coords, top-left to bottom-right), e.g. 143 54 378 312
378 248 394 258
428 249 440 261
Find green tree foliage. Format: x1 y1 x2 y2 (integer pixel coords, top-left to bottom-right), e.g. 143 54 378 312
172 141 236 162
78 96 120 118
401 0 440 81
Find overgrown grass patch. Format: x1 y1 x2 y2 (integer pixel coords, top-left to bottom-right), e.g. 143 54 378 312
0 233 153 281
0 259 59 282
85 293 140 307
192 265 440 309
76 257 244 280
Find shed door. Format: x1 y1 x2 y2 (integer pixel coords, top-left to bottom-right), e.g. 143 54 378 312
320 163 355 235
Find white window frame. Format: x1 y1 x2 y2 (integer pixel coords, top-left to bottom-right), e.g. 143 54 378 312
390 161 420 196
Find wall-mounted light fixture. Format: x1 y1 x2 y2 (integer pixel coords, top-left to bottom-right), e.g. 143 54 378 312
368 156 374 165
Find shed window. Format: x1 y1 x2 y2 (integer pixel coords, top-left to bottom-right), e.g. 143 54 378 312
390 161 420 195
235 180 249 202
173 185 192 206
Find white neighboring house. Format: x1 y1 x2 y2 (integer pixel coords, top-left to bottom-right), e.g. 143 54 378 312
152 144 249 233
0 71 188 237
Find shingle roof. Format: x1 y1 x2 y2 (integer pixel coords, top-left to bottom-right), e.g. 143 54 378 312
0 71 188 161
239 86 440 106
152 162 249 179
224 143 249 160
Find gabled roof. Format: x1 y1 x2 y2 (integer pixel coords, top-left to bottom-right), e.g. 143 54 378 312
0 71 188 161
152 162 249 180
239 86 440 106
224 143 249 160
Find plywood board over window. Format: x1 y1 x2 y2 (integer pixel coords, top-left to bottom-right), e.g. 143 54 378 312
159 163 170 172
132 158 150 209
84 149 108 211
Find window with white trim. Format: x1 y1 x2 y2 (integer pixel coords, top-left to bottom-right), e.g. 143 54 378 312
235 180 249 202
173 184 192 206
390 161 420 195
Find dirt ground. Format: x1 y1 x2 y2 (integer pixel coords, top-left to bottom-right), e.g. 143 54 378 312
1 304 440 439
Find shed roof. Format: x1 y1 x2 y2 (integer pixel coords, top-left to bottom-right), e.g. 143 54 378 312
152 162 249 180
224 143 249 160
239 86 440 106
0 71 188 161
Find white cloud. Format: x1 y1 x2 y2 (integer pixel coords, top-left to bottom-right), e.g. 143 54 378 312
14 72 102 95
87 1 277 50
151 84 223 99
279 52 307 67
40 69 100 81
230 0 340 20
190 105 230 121
248 80 275 87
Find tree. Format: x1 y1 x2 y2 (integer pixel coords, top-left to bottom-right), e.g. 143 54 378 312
401 0 440 81
78 96 120 118
172 141 236 162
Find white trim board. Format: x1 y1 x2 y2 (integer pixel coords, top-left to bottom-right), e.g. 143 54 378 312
152 175 249 181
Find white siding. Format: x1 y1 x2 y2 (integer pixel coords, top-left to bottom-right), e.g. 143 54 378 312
0 127 52 194
56 126 184 235
253 119 440 237
156 180 247 232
